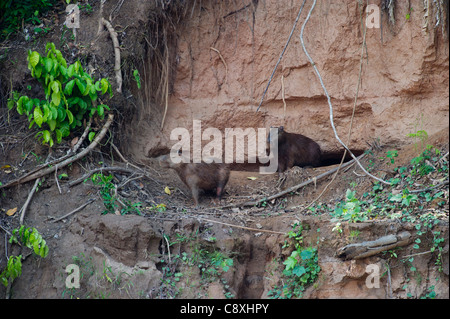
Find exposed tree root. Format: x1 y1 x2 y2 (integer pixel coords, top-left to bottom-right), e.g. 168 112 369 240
101 18 122 93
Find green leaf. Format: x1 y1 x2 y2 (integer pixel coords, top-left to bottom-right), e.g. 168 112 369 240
28 51 40 68
55 129 63 143
44 57 53 73
51 81 59 93
66 109 74 124
300 250 313 260
42 103 50 120
34 63 43 78
59 122 70 137
25 99 34 113
100 78 109 94
67 64 75 77
46 42 56 54
88 132 96 142
34 106 44 127
283 256 298 271
292 265 306 277
64 79 75 95
51 91 61 107
59 65 67 77
75 78 85 94
55 50 67 68
42 130 51 143
48 119 56 131
50 106 58 119
97 104 104 118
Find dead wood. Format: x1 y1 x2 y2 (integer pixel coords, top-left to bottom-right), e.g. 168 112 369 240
337 231 412 260
50 198 96 223
0 114 114 189
220 152 366 209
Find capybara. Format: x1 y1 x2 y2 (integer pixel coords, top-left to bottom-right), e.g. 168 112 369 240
158 155 230 206
268 126 321 172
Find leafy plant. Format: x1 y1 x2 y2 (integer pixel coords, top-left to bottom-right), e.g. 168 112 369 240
133 69 141 89
0 226 49 287
91 172 141 215
8 42 112 147
268 223 320 299
386 150 398 165
10 225 49 258
0 0 56 40
407 129 428 153
0 256 22 287
332 189 373 223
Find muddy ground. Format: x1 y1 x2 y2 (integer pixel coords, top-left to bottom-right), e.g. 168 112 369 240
0 120 448 299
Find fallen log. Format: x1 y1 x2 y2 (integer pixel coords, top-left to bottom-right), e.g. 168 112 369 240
337 231 412 260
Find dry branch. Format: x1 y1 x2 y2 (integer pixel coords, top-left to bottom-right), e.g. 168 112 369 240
19 178 40 225
337 231 412 260
3 118 93 187
199 217 285 235
50 198 96 223
0 114 114 189
221 153 366 209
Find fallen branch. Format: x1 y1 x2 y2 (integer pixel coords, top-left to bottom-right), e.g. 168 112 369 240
199 217 285 235
19 178 40 225
0 114 114 189
221 153 366 208
3 118 92 187
50 198 96 223
337 231 412 260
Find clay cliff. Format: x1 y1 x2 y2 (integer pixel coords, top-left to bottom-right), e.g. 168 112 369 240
124 0 449 165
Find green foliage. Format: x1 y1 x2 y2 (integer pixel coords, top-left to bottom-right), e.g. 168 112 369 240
10 225 49 258
8 42 112 147
407 129 429 153
91 172 142 215
133 69 141 89
268 223 320 299
0 0 56 40
409 145 437 176
1 226 49 287
386 150 398 165
0 256 22 287
332 189 373 223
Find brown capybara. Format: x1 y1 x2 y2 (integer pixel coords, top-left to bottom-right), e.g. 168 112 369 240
158 155 230 206
268 126 321 172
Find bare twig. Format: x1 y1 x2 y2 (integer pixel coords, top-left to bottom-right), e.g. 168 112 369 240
50 198 96 223
0 114 114 189
256 0 306 111
209 47 228 84
221 153 366 208
5 118 92 186
199 217 285 235
19 178 40 225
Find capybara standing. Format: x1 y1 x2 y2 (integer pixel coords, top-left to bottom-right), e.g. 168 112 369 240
158 155 230 206
268 126 321 172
